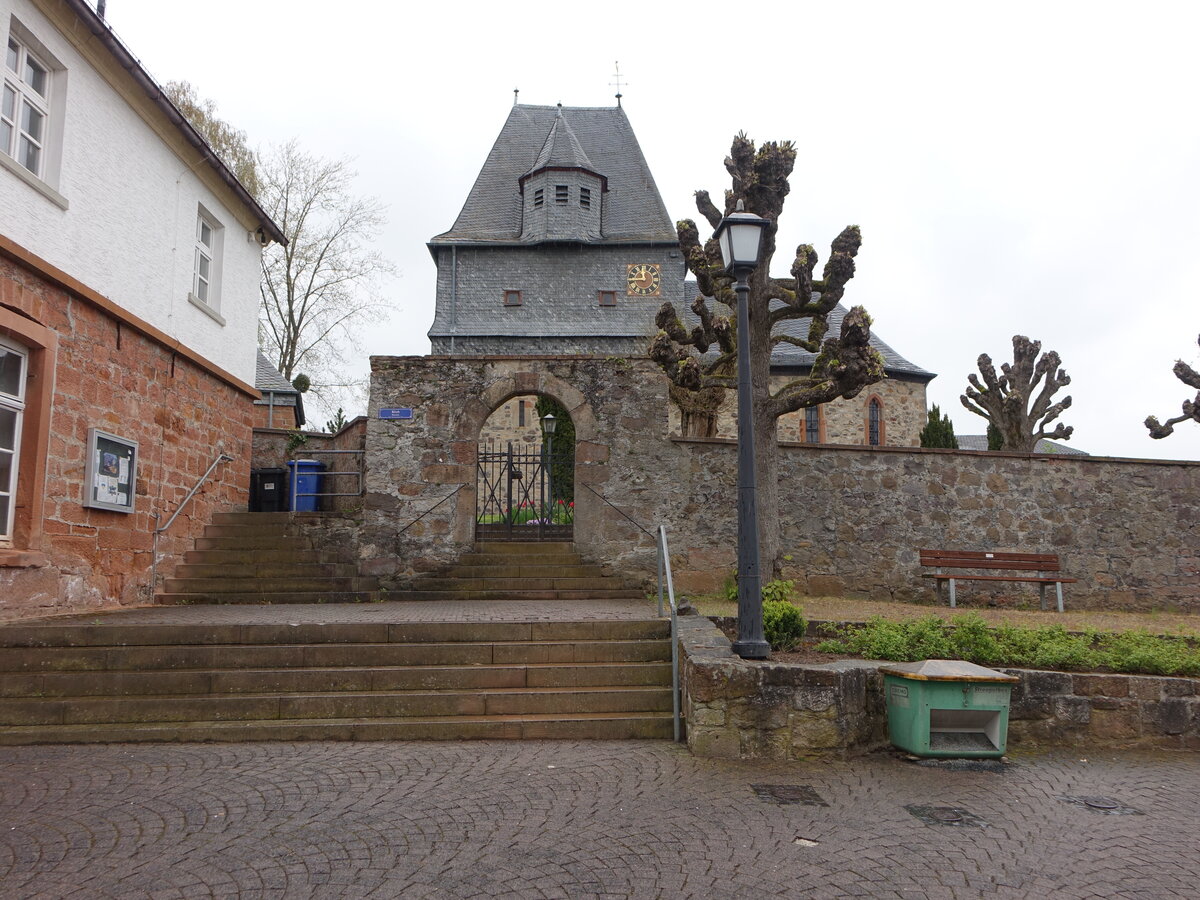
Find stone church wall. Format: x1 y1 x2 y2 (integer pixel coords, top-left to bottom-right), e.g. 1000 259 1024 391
667 375 929 447
365 356 1199 612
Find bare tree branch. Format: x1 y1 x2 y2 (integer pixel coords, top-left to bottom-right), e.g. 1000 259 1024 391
1146 334 1200 438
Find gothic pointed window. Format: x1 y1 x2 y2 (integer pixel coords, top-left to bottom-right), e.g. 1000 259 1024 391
867 396 884 446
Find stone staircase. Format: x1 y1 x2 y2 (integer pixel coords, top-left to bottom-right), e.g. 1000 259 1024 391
0 616 674 744
407 541 645 601
156 511 380 605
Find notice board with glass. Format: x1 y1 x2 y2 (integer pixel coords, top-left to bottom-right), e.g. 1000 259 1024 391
83 428 138 513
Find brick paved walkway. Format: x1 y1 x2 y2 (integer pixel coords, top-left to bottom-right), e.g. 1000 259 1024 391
2 741 1196 899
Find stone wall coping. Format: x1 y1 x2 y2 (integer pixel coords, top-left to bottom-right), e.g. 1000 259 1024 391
371 354 654 366
670 435 1200 467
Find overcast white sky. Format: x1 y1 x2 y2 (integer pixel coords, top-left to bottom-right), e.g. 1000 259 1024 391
103 0 1200 460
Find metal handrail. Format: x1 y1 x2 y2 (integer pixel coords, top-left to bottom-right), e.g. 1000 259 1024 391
397 484 467 537
150 451 233 594
288 449 365 503
657 524 682 743
577 481 654 537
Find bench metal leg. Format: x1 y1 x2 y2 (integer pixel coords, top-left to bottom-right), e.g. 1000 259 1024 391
1056 581 1064 613
948 578 956 608
1039 583 1047 611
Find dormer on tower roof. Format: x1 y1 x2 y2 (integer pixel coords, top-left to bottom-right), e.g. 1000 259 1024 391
519 105 607 191
429 104 675 248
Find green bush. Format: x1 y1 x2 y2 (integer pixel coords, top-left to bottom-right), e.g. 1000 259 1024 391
724 576 796 605
763 600 806 652
814 613 1200 677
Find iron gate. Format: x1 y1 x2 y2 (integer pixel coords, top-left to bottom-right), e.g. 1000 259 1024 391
476 442 574 541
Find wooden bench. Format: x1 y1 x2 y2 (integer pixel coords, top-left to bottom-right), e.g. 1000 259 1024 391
919 549 1077 612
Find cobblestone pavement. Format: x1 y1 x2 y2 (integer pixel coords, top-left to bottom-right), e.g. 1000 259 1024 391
2 742 1197 899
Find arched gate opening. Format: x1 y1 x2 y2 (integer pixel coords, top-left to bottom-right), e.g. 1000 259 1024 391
475 394 575 541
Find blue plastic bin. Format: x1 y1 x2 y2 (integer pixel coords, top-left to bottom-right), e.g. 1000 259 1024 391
286 459 326 512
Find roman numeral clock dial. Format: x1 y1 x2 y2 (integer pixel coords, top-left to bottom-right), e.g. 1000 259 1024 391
626 263 661 296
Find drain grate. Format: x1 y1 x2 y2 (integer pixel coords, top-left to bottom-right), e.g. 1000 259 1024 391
905 805 988 827
1060 795 1142 816
751 784 829 807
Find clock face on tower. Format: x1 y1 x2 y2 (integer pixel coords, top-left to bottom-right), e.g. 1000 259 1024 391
626 263 662 297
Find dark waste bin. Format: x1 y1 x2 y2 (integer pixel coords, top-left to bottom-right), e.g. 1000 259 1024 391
286 459 326 512
249 467 287 512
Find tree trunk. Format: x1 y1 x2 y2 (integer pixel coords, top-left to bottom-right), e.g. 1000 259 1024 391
748 265 782 580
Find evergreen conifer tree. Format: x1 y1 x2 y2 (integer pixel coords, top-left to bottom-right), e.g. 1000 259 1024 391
919 405 959 449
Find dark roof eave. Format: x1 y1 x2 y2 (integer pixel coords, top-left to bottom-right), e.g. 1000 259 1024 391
63 0 287 247
427 237 679 259
770 362 938 383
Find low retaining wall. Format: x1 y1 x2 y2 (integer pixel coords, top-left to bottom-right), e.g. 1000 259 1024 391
678 618 1200 759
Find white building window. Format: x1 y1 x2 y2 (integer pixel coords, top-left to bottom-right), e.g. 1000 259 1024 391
192 208 223 311
0 335 27 544
2 34 50 178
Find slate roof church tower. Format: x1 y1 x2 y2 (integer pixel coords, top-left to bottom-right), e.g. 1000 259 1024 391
427 103 683 355
428 99 935 446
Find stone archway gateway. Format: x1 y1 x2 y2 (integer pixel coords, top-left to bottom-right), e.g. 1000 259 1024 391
475 394 576 541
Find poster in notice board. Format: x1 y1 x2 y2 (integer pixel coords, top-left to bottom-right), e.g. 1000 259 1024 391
83 428 138 513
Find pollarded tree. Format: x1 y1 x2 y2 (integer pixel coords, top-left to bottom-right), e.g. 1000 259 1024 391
1145 334 1200 438
649 134 885 576
960 335 1073 452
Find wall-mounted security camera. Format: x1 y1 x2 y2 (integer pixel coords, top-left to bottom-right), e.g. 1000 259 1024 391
248 227 270 247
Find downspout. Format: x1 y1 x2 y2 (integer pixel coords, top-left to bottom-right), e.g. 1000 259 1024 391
450 245 457 355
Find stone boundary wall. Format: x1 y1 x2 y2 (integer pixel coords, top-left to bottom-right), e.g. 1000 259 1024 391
678 618 1200 759
364 355 1197 611
665 440 1200 612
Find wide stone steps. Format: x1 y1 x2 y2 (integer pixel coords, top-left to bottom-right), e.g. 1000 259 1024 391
0 617 675 744
0 712 672 744
162 576 377 594
156 590 380 606
1 662 672 697
396 589 644 602
157 510 380 605
399 541 644 602
0 686 673 726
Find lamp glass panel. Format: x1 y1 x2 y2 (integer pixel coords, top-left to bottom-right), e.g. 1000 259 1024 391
729 222 763 265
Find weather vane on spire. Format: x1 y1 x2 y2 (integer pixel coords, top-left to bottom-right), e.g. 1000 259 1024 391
610 62 626 107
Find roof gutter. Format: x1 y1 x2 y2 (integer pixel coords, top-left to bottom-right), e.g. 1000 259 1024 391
61 0 287 247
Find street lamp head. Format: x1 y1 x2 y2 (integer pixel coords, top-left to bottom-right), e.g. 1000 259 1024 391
541 413 557 437
713 199 768 274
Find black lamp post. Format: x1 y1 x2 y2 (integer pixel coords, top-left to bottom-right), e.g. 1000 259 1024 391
714 200 770 660
541 413 557 513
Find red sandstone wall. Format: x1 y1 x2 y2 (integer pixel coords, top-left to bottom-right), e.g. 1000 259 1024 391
0 255 254 621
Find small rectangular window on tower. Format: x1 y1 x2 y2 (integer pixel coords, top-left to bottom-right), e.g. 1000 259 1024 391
555 184 568 204
503 290 522 307
580 187 591 209
598 290 616 307
533 188 543 208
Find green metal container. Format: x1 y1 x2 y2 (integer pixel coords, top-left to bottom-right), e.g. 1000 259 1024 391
881 660 1019 758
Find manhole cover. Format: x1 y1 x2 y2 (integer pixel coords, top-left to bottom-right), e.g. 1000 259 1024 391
751 784 829 807
905 805 986 827
930 809 964 823
1059 795 1142 816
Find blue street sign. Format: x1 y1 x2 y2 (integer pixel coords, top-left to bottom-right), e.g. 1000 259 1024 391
378 408 414 420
